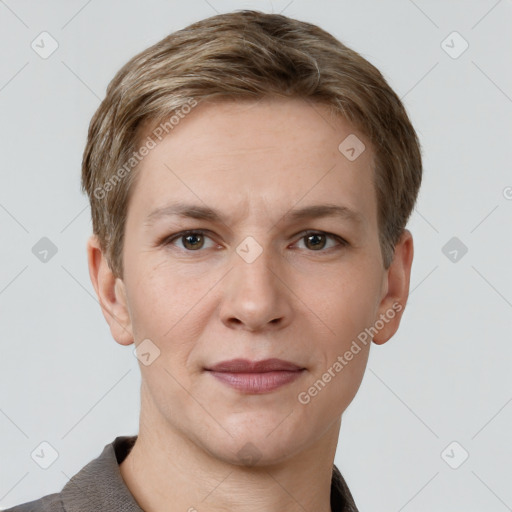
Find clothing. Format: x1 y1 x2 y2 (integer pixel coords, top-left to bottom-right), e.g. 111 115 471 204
4 435 359 511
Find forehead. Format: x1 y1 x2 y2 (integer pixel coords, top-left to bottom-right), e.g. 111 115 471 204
128 97 377 230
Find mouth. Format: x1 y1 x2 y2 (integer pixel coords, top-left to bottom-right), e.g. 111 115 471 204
204 358 306 394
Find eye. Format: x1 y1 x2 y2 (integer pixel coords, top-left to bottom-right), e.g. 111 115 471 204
160 229 349 253
293 230 349 252
163 230 217 251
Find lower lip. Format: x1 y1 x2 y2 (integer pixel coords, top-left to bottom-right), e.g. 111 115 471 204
207 370 304 393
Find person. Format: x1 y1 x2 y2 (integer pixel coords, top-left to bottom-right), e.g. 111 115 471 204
5 9 421 512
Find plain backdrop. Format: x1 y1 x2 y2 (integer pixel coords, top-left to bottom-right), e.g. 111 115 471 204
1 1 511 510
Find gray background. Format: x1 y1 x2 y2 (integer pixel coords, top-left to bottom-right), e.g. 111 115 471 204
1 0 511 510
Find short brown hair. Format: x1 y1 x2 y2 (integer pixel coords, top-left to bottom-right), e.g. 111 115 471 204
81 9 422 279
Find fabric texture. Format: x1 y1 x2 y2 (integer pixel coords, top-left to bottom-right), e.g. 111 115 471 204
4 435 359 511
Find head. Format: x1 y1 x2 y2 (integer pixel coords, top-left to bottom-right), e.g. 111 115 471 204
84 10 421 465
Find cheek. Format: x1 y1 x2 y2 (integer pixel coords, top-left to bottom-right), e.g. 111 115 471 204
128 264 212 370
309 264 381 341
330 347 369 412
296 342 370 434
129 260 197 331
308 262 379 408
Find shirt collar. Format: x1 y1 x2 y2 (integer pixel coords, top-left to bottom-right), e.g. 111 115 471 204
61 436 142 512
60 435 358 512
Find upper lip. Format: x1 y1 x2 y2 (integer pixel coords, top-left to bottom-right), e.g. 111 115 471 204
206 358 304 373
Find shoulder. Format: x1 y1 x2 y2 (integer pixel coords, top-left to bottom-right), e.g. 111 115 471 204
2 492 64 512
331 464 359 512
3 435 139 512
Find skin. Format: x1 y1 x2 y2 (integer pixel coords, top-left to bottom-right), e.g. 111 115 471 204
87 96 413 512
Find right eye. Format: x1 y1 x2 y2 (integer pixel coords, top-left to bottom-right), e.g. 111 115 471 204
162 230 218 251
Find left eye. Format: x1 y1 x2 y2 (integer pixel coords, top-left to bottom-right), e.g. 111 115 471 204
162 230 348 252
294 231 348 251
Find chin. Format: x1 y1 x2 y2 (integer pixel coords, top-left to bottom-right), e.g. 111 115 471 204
200 426 309 468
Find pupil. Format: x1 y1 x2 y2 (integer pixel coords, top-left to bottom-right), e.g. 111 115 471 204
307 234 325 250
184 234 203 249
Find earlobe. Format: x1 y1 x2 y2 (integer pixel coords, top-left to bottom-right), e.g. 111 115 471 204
372 229 414 346
86 235 134 346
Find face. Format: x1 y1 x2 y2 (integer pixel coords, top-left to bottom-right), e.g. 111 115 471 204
88 97 413 466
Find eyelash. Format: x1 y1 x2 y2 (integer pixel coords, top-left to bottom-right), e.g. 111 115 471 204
160 229 349 253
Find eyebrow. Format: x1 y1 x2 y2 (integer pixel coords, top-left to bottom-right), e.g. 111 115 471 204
144 202 364 228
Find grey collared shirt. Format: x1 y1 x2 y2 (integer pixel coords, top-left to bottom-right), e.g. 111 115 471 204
5 435 359 511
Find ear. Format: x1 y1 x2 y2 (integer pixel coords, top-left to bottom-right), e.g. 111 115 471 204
86 234 134 346
372 229 414 345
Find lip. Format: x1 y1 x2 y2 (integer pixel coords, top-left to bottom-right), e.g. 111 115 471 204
206 358 304 373
205 358 305 394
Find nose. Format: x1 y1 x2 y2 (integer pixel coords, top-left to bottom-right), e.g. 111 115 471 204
219 242 294 332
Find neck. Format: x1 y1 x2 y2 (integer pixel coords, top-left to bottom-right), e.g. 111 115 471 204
119 392 341 512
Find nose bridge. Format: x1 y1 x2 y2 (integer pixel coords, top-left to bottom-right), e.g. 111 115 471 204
220 234 292 330
234 235 277 289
